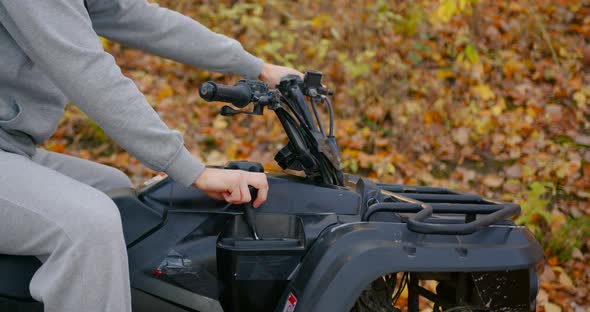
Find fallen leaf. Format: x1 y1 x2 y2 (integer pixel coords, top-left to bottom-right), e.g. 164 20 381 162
212 115 228 130
540 265 556 283
558 272 574 289
575 135 590 146
471 84 496 101
505 164 522 178
453 127 470 145
547 256 559 266
573 91 587 108
423 110 442 124
544 302 562 312
482 174 504 188
157 84 173 101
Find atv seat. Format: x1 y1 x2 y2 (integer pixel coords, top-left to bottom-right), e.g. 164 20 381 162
0 254 40 300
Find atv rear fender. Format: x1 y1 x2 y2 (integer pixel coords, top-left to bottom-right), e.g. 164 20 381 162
275 221 543 312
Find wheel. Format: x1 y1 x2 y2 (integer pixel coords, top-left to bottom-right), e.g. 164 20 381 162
351 274 402 312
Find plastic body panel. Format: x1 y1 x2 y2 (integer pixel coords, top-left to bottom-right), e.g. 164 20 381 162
217 214 306 311
274 221 543 312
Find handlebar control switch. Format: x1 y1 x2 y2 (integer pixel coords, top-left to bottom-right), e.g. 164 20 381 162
303 70 334 97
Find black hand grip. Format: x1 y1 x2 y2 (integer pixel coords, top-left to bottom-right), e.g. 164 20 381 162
199 81 252 108
244 186 260 240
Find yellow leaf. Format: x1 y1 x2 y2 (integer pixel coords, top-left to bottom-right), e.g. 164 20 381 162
423 111 442 124
573 91 587 109
437 0 457 22
99 37 110 50
212 115 228 130
471 84 496 101
436 70 454 79
360 127 371 137
491 98 505 116
464 43 480 64
157 84 173 101
224 143 237 160
310 15 330 30
544 302 562 312
559 272 574 289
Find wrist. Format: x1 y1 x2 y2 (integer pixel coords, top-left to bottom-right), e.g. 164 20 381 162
259 63 271 81
193 167 210 189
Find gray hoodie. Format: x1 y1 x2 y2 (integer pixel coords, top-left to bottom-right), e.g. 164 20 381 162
0 0 263 186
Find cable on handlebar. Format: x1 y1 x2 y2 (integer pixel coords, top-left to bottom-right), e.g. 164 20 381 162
323 95 335 137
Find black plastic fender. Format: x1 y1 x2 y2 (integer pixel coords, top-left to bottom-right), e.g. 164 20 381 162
275 222 543 312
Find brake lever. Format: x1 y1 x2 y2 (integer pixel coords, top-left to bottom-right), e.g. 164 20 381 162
221 105 252 116
220 102 265 116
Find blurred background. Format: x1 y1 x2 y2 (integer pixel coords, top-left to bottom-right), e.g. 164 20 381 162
44 0 589 311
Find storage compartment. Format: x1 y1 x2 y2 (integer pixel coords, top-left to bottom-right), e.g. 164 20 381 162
217 214 305 312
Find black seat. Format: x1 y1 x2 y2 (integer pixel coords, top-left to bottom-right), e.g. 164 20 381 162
0 255 40 300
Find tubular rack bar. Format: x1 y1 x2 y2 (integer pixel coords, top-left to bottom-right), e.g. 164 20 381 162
406 203 520 235
377 184 453 194
368 189 522 235
397 193 483 204
362 203 512 221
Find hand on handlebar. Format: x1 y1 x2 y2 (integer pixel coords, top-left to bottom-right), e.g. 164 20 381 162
193 168 268 208
259 63 303 87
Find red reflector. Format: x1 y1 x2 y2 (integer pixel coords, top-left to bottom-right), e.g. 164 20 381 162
154 269 163 275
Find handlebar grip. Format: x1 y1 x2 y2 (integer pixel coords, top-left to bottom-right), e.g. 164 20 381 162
199 81 252 108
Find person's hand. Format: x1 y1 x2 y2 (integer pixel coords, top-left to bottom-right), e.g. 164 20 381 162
193 168 268 208
259 63 304 87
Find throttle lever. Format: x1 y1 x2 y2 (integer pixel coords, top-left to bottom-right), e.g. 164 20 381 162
244 186 260 240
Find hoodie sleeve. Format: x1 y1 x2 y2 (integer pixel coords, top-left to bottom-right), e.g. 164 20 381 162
86 0 264 79
0 0 205 186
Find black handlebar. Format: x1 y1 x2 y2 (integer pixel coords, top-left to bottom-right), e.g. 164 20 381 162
199 72 345 186
199 81 252 108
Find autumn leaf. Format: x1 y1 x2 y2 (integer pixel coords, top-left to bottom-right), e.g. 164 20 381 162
157 84 173 101
482 174 504 188
471 84 496 101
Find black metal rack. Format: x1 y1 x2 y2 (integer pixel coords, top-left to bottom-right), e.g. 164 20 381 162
363 184 521 235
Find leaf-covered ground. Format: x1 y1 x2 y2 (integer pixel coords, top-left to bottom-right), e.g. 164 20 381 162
45 0 589 311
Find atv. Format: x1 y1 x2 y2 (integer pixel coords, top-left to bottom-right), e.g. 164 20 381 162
0 71 543 312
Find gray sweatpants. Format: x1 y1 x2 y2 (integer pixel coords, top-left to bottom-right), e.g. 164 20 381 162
0 148 133 312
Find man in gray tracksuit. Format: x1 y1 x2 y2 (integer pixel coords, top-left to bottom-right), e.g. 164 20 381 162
0 0 302 311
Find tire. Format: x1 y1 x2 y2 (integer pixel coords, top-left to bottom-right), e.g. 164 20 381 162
351 275 401 312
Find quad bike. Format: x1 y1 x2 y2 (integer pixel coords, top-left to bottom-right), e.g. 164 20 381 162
0 71 543 312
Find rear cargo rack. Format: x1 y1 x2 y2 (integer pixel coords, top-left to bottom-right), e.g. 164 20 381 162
363 184 521 235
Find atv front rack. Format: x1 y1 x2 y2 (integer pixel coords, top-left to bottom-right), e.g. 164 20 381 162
363 184 521 235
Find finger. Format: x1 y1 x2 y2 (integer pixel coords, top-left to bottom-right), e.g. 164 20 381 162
225 185 241 204
248 173 269 208
239 178 251 204
252 185 268 208
222 191 232 202
205 191 225 201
